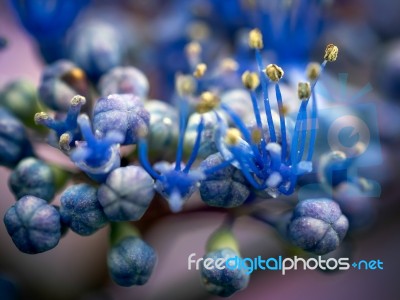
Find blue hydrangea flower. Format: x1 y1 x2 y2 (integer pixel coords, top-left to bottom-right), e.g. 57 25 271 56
199 153 250 207
216 32 337 198
98 66 150 99
9 157 55 202
288 198 349 255
38 60 88 112
139 97 209 212
201 248 249 297
93 94 150 146
60 184 108 236
3 196 61 254
107 236 157 287
0 108 34 168
98 166 155 221
70 114 123 182
34 95 86 151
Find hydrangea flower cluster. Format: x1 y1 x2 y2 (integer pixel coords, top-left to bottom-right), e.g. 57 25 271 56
1 1 379 297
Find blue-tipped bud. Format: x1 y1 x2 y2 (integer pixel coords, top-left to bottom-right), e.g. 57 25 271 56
98 166 155 221
0 108 34 168
288 198 349 255
3 196 61 254
60 184 108 236
98 67 150 99
9 157 55 202
199 153 250 207
107 236 157 287
201 248 249 297
93 94 150 145
39 60 88 112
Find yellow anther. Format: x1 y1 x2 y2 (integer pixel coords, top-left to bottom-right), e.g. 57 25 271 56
298 82 311 100
219 58 239 72
249 28 263 49
59 133 71 151
251 128 262 144
185 41 202 58
175 74 196 96
193 63 207 78
324 44 339 62
196 91 219 113
306 62 321 81
70 95 86 106
242 71 260 90
225 128 242 145
34 112 49 124
61 67 86 83
265 64 284 82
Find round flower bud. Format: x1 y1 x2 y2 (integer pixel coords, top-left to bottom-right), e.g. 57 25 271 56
0 80 43 129
201 248 249 297
93 94 150 145
98 166 155 221
3 196 61 254
9 157 55 202
0 108 33 168
98 66 149 99
39 60 87 112
107 236 157 286
199 153 250 207
60 184 108 236
288 198 349 255
144 100 179 156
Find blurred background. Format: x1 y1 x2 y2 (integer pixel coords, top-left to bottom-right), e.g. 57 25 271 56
1 0 400 299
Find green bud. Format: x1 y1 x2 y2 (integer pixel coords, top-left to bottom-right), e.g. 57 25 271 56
0 80 46 131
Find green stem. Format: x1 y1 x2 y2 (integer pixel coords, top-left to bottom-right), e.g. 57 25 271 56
110 222 141 246
206 219 240 254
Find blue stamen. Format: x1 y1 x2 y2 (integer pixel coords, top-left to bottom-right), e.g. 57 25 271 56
255 49 277 142
297 100 309 162
249 91 268 160
183 116 205 173
307 87 318 161
138 138 162 180
274 83 288 161
175 98 189 171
